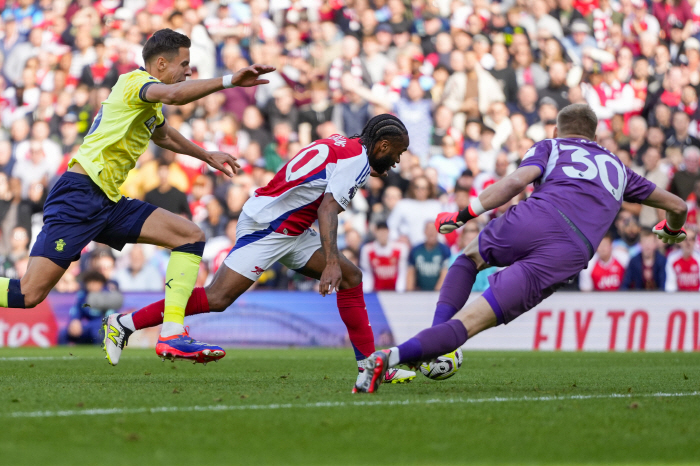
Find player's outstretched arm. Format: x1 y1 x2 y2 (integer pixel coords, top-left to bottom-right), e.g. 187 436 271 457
317 193 344 297
151 120 240 177
642 187 689 244
436 165 542 234
144 64 275 105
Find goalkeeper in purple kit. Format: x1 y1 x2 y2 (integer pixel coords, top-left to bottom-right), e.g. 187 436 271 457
355 104 688 393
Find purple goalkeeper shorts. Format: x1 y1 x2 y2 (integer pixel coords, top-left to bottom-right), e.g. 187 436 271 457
478 198 593 324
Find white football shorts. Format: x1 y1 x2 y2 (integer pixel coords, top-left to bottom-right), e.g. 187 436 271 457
223 212 322 281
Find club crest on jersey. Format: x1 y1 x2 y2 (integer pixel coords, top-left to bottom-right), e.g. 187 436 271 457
55 239 66 252
348 185 359 200
251 266 265 276
144 115 157 134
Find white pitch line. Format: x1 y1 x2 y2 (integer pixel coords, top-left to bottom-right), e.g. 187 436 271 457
6 391 699 419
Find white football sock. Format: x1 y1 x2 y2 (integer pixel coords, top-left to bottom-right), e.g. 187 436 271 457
117 313 135 332
160 322 185 338
388 347 400 367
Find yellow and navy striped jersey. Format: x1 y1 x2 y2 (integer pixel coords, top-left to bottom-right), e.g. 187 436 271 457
69 68 165 202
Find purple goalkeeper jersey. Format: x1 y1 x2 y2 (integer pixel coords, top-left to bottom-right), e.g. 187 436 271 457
519 138 656 249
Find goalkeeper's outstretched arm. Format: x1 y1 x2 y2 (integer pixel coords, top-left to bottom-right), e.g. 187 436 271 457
641 187 687 231
435 165 542 234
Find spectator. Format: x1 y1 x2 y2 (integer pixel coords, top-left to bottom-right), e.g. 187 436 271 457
298 81 336 146
328 35 371 93
144 161 192 219
406 222 451 291
621 228 667 290
665 230 700 292
509 85 540 126
623 0 661 49
530 0 564 39
513 45 549 90
360 222 408 292
429 135 465 193
388 175 443 246
369 185 403 229
552 0 585 37
113 245 164 292
62 270 122 345
670 146 700 200
633 147 670 228
613 210 642 258
579 233 628 291
539 61 571 110
666 111 700 152
562 20 597 65
12 141 51 198
199 197 229 241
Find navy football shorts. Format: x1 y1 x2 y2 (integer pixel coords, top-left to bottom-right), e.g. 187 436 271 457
31 172 157 268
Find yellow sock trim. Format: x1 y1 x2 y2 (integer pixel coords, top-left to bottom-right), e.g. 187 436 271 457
162 251 202 325
0 277 8 308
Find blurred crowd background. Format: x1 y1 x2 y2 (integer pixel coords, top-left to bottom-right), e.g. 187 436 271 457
1 0 700 310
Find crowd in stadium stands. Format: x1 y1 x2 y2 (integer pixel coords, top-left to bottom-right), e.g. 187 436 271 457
1 0 700 301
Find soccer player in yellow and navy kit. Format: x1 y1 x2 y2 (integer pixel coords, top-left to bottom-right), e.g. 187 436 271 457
0 29 274 364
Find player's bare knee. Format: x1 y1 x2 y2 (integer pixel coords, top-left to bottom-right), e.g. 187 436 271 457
186 224 206 244
341 264 362 289
205 287 235 312
464 238 486 270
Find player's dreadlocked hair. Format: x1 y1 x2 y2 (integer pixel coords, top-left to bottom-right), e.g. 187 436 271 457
352 114 408 156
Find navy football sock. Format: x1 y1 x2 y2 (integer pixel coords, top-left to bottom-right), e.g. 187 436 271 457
0 278 26 308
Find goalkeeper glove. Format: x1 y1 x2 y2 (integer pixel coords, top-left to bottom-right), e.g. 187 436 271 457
435 206 477 234
652 220 687 244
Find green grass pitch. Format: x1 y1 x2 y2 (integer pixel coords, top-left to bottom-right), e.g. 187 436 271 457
1 347 699 465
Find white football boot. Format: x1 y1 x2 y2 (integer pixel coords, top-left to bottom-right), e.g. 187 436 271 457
102 314 132 366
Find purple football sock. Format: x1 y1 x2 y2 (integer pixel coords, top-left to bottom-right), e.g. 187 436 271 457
432 255 478 326
397 320 469 364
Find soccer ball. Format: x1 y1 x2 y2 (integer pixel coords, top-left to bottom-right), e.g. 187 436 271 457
419 348 463 380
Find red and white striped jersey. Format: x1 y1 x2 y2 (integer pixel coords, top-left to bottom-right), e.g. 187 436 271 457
665 250 700 292
242 135 370 236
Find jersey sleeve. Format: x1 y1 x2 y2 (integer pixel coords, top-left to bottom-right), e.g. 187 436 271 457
122 72 163 107
325 150 370 210
518 139 552 176
623 167 656 203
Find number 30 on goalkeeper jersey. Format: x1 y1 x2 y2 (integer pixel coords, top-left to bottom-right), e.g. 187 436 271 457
242 134 371 235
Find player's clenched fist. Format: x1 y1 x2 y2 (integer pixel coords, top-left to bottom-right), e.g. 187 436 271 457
653 220 687 244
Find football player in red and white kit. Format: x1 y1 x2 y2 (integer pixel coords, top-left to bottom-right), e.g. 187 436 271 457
105 114 417 385
579 232 629 291
666 229 700 292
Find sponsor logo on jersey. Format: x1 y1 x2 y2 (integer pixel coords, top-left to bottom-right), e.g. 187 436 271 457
329 135 346 147
144 115 157 134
